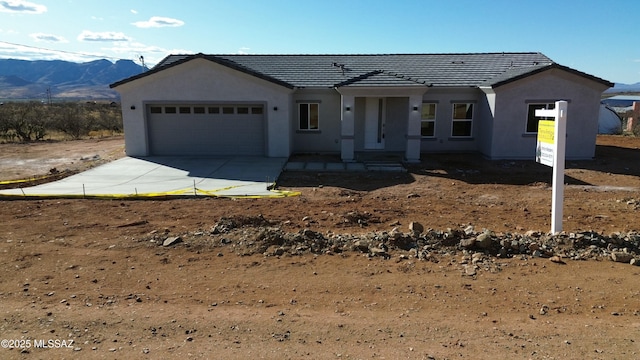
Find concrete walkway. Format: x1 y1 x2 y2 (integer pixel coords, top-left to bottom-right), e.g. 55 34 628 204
0 156 289 198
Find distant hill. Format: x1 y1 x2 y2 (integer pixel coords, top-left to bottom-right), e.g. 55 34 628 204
0 58 144 100
604 82 640 94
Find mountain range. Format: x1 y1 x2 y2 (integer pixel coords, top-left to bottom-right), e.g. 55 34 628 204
0 58 145 100
604 82 640 93
1 58 638 99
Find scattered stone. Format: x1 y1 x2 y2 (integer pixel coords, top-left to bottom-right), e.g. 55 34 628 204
539 305 549 315
406 193 420 198
138 219 640 271
476 233 493 249
409 221 424 234
611 252 633 263
463 265 477 276
549 256 566 264
471 253 484 264
163 236 182 247
460 238 476 249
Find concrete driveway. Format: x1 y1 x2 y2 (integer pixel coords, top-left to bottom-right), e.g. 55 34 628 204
0 156 291 198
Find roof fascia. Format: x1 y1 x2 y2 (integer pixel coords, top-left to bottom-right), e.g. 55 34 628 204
110 53 295 90
335 86 429 97
490 63 613 89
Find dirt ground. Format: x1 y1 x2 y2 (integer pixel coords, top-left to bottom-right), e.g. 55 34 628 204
0 135 639 359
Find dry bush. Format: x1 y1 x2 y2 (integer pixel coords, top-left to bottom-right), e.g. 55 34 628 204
0 102 122 142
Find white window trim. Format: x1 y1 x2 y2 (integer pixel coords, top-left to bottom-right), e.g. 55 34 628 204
525 102 555 134
298 102 320 131
451 102 474 137
421 102 437 138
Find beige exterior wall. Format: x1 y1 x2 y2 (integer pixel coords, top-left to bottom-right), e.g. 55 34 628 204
113 60 608 162
489 69 609 160
113 58 293 157
291 89 342 153
420 88 483 153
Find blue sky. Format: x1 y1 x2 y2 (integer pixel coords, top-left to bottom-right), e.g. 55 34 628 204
1 0 639 84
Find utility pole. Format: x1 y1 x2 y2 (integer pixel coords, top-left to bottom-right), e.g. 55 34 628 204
139 56 146 72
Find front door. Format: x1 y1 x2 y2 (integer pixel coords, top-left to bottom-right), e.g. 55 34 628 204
364 97 386 149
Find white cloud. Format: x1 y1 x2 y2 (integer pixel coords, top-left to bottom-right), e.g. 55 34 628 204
0 42 106 63
237 47 250 55
130 9 138 14
105 41 191 67
0 0 46 14
132 16 184 28
30 32 67 43
77 30 131 42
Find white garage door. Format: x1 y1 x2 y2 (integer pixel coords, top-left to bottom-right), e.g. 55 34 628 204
147 104 265 156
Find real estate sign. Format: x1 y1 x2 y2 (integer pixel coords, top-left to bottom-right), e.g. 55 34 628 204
534 101 568 234
535 120 555 167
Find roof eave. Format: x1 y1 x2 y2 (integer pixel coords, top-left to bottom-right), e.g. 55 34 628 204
489 63 614 89
110 53 295 90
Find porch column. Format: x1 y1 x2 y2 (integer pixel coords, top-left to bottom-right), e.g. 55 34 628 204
405 94 422 163
341 95 355 162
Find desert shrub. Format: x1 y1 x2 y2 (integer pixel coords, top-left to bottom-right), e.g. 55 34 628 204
0 102 50 141
52 103 94 139
92 104 123 134
0 102 123 142
0 105 14 141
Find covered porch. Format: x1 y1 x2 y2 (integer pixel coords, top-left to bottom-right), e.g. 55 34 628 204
336 87 428 163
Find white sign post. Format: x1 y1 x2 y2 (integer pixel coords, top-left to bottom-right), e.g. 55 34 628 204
535 101 567 234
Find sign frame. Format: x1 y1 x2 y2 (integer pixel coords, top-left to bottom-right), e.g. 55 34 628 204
535 101 568 234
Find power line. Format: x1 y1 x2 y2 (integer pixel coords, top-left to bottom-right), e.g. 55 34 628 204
0 40 137 63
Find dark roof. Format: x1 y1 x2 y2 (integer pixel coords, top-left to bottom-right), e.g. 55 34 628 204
481 62 613 88
110 52 613 89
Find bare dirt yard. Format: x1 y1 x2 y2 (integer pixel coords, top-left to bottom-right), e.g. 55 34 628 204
0 135 639 359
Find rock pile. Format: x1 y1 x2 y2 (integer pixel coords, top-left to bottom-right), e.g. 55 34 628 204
146 215 640 266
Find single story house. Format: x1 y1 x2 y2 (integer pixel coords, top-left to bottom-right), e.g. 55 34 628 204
110 52 612 162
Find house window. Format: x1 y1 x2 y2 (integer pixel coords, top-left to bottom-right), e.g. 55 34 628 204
526 103 555 133
165 106 176 114
251 107 263 115
222 107 235 114
193 106 205 114
298 103 319 130
237 107 249 114
179 106 191 114
451 103 473 137
208 107 220 114
150 106 162 114
421 103 437 137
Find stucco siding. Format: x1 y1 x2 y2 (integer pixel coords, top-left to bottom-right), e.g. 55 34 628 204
292 90 342 153
490 69 608 160
420 88 482 153
114 58 293 157
383 97 409 151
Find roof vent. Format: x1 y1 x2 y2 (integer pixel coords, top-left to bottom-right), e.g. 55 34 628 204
451 61 464 64
332 62 347 75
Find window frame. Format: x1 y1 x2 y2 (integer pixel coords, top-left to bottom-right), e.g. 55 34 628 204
526 102 555 134
298 102 320 131
451 102 474 137
420 102 437 138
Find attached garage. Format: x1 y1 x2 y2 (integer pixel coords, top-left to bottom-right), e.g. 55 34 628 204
146 104 265 156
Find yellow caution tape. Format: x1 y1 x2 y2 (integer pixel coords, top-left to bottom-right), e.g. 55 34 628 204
0 173 62 185
0 185 300 199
